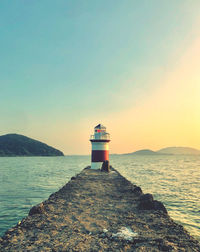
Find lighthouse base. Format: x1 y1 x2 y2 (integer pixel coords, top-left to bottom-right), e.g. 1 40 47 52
91 162 103 170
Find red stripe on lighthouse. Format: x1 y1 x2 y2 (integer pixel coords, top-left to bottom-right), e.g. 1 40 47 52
91 150 109 162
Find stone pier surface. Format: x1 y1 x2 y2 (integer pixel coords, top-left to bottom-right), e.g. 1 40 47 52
1 168 200 251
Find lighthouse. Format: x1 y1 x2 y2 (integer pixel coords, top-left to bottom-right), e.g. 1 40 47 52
90 124 110 169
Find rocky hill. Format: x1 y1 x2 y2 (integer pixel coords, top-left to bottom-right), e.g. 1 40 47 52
124 147 200 156
0 134 64 156
157 147 200 155
124 149 159 155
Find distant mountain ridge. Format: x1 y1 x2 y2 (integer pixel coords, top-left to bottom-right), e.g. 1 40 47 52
124 149 158 155
157 147 200 155
125 147 200 155
0 134 64 156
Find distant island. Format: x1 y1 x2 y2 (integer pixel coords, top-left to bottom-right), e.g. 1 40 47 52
157 147 200 155
0 134 64 157
124 149 158 155
124 147 200 156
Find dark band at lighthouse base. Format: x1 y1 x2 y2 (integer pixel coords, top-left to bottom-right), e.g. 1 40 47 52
91 150 109 162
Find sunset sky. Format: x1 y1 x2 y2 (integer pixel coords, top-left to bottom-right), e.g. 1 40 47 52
0 1 200 154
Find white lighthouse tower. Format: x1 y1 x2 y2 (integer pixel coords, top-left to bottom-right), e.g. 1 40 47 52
90 124 110 169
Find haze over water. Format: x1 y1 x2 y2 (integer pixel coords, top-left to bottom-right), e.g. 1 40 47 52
0 155 199 240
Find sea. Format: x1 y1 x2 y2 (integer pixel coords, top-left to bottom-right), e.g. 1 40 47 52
0 155 199 240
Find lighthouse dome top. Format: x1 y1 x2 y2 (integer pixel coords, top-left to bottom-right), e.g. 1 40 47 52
94 124 106 129
90 124 110 141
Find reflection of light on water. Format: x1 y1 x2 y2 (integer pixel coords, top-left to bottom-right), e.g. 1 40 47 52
169 209 200 241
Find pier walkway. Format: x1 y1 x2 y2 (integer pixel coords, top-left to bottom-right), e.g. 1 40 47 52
1 167 200 251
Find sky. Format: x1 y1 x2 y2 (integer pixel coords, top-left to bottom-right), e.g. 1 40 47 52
0 0 200 154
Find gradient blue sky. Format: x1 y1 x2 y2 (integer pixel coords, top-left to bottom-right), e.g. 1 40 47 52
1 1 200 154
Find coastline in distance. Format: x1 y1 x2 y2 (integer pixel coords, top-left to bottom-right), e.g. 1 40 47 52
123 147 200 156
0 133 64 157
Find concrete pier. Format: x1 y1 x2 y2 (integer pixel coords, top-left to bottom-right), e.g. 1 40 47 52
1 167 200 251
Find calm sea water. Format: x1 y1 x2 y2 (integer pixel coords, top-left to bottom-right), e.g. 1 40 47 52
0 155 199 240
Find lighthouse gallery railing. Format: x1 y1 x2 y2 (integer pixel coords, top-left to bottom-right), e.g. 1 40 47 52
90 133 110 140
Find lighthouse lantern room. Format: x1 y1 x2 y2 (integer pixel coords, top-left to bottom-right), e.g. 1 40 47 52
90 124 110 169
